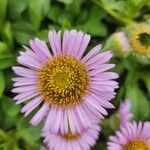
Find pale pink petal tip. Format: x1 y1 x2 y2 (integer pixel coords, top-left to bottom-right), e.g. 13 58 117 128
43 124 101 150
107 121 150 150
118 100 132 128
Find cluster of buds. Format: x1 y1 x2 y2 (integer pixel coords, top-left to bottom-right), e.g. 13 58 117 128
104 23 150 62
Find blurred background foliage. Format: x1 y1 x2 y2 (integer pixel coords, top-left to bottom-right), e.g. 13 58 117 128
0 0 150 149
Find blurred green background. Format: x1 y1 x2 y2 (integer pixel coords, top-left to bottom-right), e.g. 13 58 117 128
0 0 150 149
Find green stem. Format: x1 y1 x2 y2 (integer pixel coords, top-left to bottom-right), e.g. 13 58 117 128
92 0 135 25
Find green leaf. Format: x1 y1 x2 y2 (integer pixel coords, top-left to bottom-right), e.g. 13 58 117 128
1 95 21 117
28 0 50 29
57 0 73 4
36 30 49 42
0 72 5 98
0 42 16 70
13 30 32 45
0 54 16 70
0 42 10 54
77 5 107 36
21 126 41 143
8 0 28 20
0 129 7 142
141 72 150 93
2 22 14 49
101 0 126 14
3 69 14 92
125 82 149 120
66 0 84 15
126 0 149 18
17 118 42 146
0 0 7 30
12 21 37 34
47 6 72 25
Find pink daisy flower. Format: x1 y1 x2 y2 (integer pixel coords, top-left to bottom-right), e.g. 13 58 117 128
12 29 118 134
118 100 132 128
43 124 100 150
107 121 150 150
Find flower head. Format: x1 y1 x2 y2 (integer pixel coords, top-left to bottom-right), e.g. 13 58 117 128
118 100 132 128
12 29 118 134
128 23 150 56
104 32 131 56
43 124 100 150
107 121 150 150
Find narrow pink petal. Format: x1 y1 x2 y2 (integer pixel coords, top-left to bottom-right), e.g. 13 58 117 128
76 34 91 58
90 92 114 108
89 64 115 76
64 109 69 134
65 30 77 55
92 72 119 80
13 80 36 87
15 91 38 103
91 81 119 89
52 30 62 54
85 95 108 115
82 44 102 62
22 46 42 62
12 77 37 82
17 56 41 70
49 30 61 55
62 30 69 54
21 97 42 113
70 108 82 133
76 105 91 129
60 111 65 134
68 108 76 133
53 109 62 133
90 83 115 92
86 51 112 68
30 103 49 126
24 97 42 116
34 38 52 58
29 39 47 61
44 107 57 132
11 85 36 93
12 66 37 78
72 31 84 57
84 101 104 120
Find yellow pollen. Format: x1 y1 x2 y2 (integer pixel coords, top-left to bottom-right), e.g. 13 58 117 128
123 139 150 150
61 132 80 140
37 55 89 108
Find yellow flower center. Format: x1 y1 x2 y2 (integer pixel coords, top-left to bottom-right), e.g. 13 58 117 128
61 132 80 140
123 139 150 150
37 55 89 108
130 24 150 55
139 33 150 47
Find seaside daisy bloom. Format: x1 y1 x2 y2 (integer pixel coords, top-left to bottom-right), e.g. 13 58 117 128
12 29 118 134
118 100 132 128
107 121 150 150
43 124 100 150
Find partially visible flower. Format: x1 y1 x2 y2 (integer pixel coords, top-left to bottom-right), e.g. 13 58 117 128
107 121 150 150
118 100 132 128
12 29 118 134
128 23 150 56
43 124 100 150
104 32 131 56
